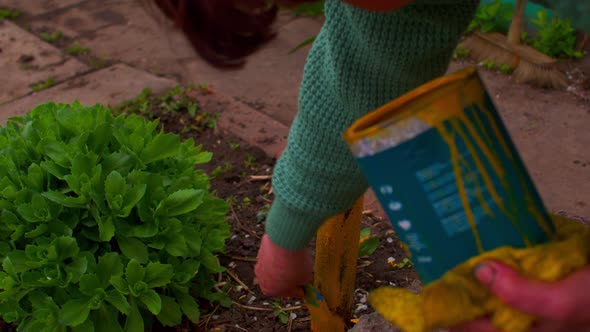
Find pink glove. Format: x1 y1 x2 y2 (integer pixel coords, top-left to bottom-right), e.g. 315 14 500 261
254 234 313 297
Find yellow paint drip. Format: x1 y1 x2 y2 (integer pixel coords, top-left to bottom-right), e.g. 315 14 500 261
344 66 553 252
369 215 590 332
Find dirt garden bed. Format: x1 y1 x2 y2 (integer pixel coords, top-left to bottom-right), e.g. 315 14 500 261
109 87 419 332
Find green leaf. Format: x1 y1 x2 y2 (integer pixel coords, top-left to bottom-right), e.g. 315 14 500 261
43 191 87 208
105 289 130 315
176 291 200 323
97 253 124 287
105 171 126 212
124 300 144 332
140 133 180 164
144 262 174 288
288 36 316 54
59 298 90 327
155 189 204 217
64 256 89 283
120 184 146 217
139 289 161 314
72 318 95 332
98 216 116 242
125 259 145 285
358 237 379 257
79 274 102 296
117 236 149 263
200 249 225 273
92 304 124 332
156 295 182 326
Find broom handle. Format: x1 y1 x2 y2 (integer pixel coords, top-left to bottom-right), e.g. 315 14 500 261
508 0 527 45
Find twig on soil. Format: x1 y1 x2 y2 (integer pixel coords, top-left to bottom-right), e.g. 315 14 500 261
232 302 274 312
288 313 294 332
198 304 220 329
249 175 272 181
230 256 257 262
231 301 303 312
229 204 260 239
226 269 253 294
298 317 312 322
357 261 373 269
214 281 228 288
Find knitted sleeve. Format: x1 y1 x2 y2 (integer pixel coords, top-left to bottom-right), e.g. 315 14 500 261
265 0 480 251
530 1 590 32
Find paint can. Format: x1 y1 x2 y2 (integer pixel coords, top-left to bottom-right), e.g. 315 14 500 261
344 66 555 284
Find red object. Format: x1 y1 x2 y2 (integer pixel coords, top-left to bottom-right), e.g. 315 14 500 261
152 0 279 68
254 234 313 297
341 0 414 11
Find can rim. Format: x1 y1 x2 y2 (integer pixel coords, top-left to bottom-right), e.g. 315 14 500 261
343 66 478 144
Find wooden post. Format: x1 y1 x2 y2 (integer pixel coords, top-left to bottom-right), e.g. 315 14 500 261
310 198 363 331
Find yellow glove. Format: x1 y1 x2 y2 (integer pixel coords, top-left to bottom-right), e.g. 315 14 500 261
369 215 590 332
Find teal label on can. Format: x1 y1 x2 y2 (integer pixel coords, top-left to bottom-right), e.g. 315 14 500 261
355 94 554 284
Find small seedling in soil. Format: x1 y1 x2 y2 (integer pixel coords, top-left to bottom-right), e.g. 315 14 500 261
87 56 109 69
0 8 21 20
226 195 238 207
40 30 62 44
256 204 271 223
453 46 471 59
244 153 258 170
480 59 497 71
239 197 251 210
67 42 90 56
113 87 153 116
229 142 241 150
30 77 55 92
499 64 514 75
211 161 234 179
358 228 380 257
273 302 290 324
388 257 413 269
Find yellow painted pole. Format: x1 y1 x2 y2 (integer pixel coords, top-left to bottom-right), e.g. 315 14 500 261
310 198 363 331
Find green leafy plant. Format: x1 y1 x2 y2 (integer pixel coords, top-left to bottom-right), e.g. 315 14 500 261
467 0 513 34
453 46 471 60
40 31 62 44
67 42 91 56
480 59 497 70
530 10 584 59
256 204 271 223
30 77 56 92
499 64 514 75
210 162 233 179
0 8 21 20
0 102 231 331
290 1 324 17
273 302 289 324
358 228 379 257
229 142 240 151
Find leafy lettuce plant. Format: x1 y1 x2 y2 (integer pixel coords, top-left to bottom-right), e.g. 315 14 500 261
0 102 231 331
530 10 584 59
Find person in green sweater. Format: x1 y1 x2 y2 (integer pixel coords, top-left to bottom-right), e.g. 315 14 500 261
253 0 590 330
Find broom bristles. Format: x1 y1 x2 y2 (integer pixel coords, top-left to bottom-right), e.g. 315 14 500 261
461 32 520 68
461 31 569 90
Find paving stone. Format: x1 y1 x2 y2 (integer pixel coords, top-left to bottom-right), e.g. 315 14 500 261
27 0 129 38
181 16 323 126
0 0 85 16
0 63 176 124
0 20 88 103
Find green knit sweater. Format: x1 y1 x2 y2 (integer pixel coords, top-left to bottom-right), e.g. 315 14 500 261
266 0 589 251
